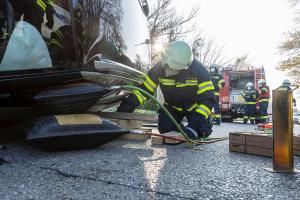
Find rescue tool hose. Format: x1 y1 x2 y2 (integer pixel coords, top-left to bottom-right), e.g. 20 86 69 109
119 85 197 144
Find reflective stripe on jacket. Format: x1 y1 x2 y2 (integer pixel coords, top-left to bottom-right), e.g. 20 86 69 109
124 59 216 119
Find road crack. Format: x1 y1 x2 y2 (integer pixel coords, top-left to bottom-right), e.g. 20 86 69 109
39 166 196 200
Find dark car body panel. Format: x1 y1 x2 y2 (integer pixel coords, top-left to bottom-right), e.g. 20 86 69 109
0 0 150 124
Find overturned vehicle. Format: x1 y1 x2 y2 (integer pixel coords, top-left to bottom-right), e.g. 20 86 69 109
0 0 151 150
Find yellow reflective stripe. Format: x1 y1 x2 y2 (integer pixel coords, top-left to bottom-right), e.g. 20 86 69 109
259 99 269 102
243 116 248 119
159 78 175 83
50 39 63 47
176 79 198 87
55 30 64 40
214 114 221 118
198 81 213 88
186 79 198 84
159 78 176 86
187 103 198 112
172 106 183 111
260 116 269 119
143 76 157 93
215 92 220 96
161 82 175 86
250 117 256 120
143 82 154 93
218 80 224 89
132 90 146 105
146 76 157 88
247 102 256 105
159 79 198 87
164 103 183 112
197 81 214 94
37 0 46 11
47 0 54 5
176 83 198 87
196 104 211 119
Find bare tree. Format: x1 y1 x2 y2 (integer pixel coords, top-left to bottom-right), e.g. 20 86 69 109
278 31 300 82
190 32 230 67
278 0 300 83
147 0 198 62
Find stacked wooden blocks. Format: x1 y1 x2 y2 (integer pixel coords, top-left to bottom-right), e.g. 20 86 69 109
98 112 158 141
120 130 150 141
151 131 185 145
112 119 143 129
229 132 300 157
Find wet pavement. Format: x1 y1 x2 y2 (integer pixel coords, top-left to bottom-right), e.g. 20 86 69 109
0 123 300 200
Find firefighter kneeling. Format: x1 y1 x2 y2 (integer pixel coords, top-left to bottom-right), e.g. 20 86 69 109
117 41 215 139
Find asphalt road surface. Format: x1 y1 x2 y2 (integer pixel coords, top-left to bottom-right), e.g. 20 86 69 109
0 122 300 200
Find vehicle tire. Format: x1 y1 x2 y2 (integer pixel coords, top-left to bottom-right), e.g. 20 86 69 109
34 82 110 115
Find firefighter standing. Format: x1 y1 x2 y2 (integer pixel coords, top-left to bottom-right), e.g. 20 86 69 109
243 82 258 124
210 64 225 125
278 79 297 106
117 41 216 139
279 79 293 91
257 79 270 123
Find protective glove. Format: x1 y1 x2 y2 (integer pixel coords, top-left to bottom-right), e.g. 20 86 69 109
116 99 135 113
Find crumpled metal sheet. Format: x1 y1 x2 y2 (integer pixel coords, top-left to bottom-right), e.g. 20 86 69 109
88 90 131 112
81 71 143 87
82 59 147 111
94 59 146 84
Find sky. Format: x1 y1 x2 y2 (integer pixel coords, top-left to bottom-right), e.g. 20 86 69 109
173 0 296 90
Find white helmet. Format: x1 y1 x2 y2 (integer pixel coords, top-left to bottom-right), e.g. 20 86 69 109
258 79 266 87
210 64 218 74
161 41 193 71
246 82 254 88
282 79 291 86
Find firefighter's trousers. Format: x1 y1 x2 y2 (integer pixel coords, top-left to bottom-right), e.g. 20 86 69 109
213 95 221 124
243 102 256 124
158 104 211 138
259 100 269 123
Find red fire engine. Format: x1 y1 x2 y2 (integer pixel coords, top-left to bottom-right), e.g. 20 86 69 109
219 66 266 121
